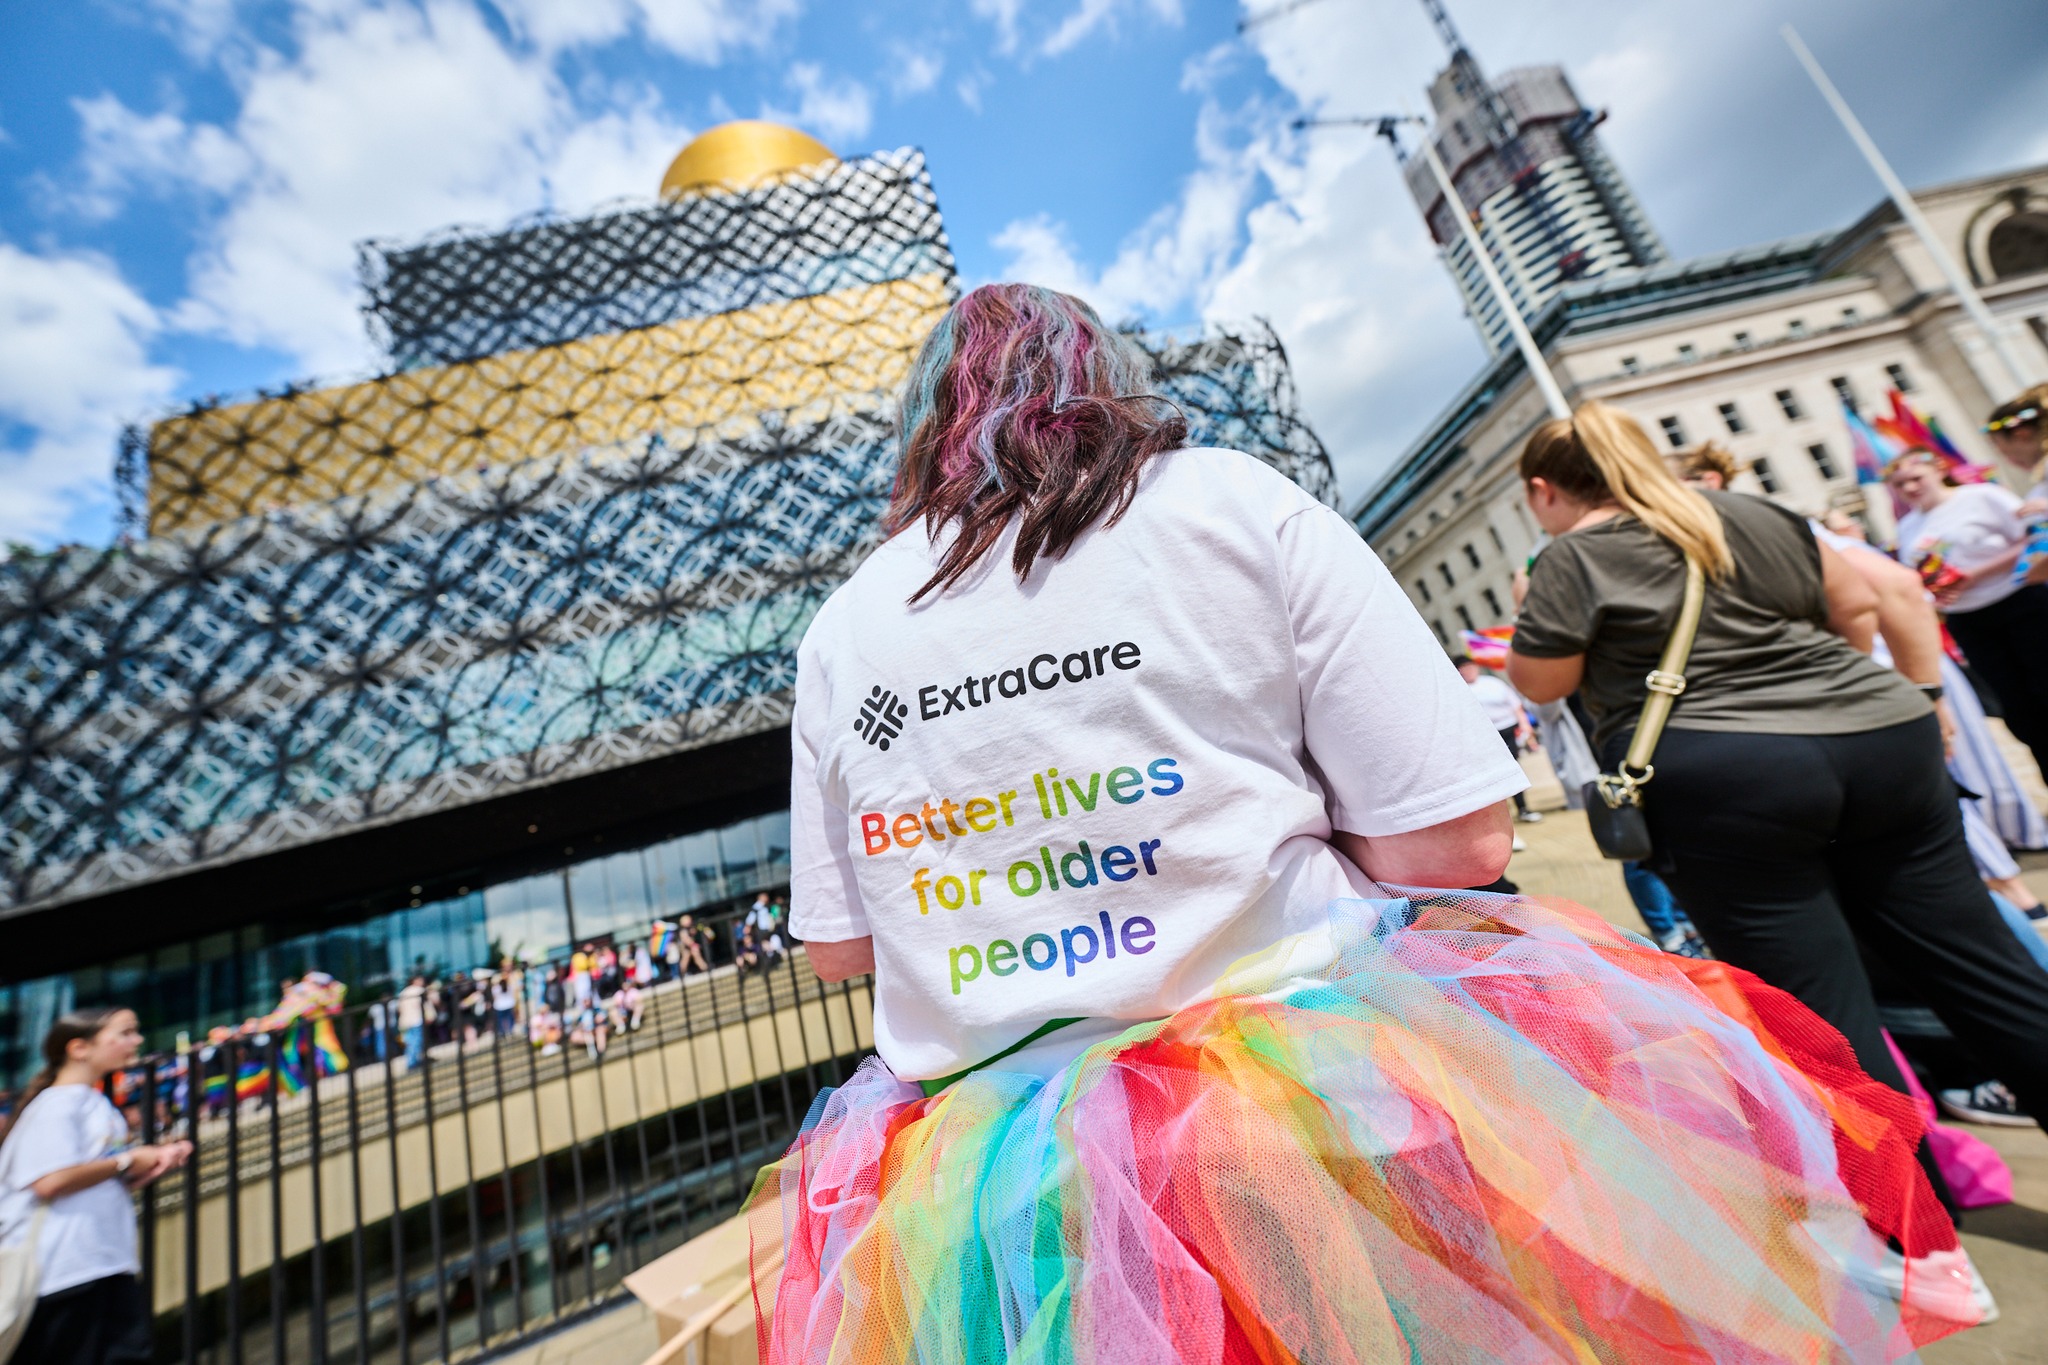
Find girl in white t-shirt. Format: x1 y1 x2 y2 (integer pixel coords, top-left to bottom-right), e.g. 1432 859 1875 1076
0 1007 192 1365
1889 449 2048 777
751 284 1971 1361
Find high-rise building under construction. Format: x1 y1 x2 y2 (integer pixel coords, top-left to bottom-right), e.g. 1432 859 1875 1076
1403 1 1668 353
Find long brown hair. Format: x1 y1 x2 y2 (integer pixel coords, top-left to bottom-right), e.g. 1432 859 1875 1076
3 1006 125 1143
1520 401 1735 579
886 283 1188 603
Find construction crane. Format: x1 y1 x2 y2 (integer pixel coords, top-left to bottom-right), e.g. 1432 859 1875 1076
1415 0 1587 284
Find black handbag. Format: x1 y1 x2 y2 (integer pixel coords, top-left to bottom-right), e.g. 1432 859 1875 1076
1582 557 1706 861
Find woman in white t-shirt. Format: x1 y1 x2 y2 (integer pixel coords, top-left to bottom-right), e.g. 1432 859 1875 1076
0 1007 191 1364
753 284 1968 1361
1889 449 2048 775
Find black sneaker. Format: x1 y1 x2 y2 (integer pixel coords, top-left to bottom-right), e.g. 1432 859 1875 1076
1936 1080 2033 1128
2025 904 2047 922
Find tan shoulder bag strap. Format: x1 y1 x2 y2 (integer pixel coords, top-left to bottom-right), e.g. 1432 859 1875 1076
1595 556 1707 806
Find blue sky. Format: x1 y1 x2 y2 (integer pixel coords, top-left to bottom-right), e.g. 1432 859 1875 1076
4 0 2046 547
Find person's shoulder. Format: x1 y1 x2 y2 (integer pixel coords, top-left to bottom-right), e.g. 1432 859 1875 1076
1142 447 1328 522
1960 480 2022 510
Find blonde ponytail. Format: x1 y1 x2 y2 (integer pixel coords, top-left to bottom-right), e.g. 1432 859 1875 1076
1519 401 1736 580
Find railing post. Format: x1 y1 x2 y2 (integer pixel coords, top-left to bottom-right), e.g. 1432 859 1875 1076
636 965 690 1243
342 1011 370 1365
182 1047 203 1365
383 1037 409 1365
268 1034 287 1365
521 1023 562 1323
453 1025 493 1348
306 1025 328 1365
227 1040 245 1365
418 1044 451 1364
486 1021 525 1337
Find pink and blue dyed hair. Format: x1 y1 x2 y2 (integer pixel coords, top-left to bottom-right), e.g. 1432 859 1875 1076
886 283 1186 602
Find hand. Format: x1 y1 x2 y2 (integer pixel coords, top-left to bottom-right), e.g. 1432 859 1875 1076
122 1142 192 1187
1931 567 1981 607
1510 567 1531 612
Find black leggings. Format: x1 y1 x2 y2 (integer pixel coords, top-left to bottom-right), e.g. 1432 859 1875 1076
19 1274 150 1365
1946 582 2048 777
1637 716 2048 1134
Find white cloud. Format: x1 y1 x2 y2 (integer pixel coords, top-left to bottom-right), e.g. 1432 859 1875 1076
487 0 800 63
68 93 249 219
993 98 1264 323
141 0 246 59
0 244 177 544
1042 0 1182 58
76 0 693 377
956 71 988 113
888 47 944 99
765 62 873 147
971 0 1026 56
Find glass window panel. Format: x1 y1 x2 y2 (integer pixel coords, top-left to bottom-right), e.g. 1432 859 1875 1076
567 860 612 944
681 831 723 908
486 873 572 964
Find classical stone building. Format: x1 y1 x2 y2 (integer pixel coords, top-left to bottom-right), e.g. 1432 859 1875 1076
1352 163 2048 648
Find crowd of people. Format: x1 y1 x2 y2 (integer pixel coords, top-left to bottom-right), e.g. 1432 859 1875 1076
361 894 790 1067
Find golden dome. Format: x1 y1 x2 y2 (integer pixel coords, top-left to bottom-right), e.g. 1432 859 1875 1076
659 121 837 199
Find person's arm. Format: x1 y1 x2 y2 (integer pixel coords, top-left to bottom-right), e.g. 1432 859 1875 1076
805 937 876 983
1505 651 1583 704
1333 803 1513 888
28 1141 191 1199
1828 540 1956 751
1505 542 1591 705
1937 542 2026 605
1818 541 1881 651
1840 548 1940 682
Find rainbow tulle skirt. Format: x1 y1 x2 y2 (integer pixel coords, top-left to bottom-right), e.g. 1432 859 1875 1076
750 891 1981 1362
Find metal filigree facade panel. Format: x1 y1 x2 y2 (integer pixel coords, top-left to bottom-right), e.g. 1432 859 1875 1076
1148 321 1340 509
143 274 954 535
359 149 954 369
5 409 898 913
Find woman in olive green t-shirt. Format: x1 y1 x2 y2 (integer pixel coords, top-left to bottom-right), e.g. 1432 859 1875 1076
1508 403 2048 1161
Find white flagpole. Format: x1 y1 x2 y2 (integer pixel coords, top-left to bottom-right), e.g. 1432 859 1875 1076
1412 132 1574 420
1783 25 2034 394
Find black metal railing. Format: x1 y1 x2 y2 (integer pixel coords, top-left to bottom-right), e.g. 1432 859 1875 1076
103 937 872 1365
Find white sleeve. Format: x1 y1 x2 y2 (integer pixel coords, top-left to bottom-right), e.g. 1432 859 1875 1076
3 1091 97 1188
787 629 871 943
1277 503 1529 835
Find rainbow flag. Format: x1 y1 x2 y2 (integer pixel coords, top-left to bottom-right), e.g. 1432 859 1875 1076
312 1017 350 1077
235 1056 270 1102
1875 390 1993 484
651 920 676 961
1459 625 1514 668
1842 405 1896 485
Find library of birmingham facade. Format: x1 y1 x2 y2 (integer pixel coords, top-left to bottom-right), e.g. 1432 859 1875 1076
0 122 1339 1075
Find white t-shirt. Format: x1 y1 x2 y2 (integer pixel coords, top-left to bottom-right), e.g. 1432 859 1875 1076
789 448 1528 1080
0 1084 141 1294
1467 675 1525 732
1896 483 2028 614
